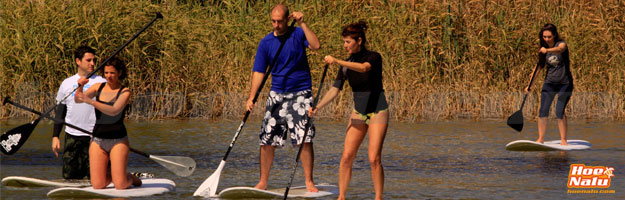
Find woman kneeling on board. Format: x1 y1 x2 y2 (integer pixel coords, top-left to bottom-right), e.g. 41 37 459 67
525 23 574 145
309 21 388 200
75 57 141 189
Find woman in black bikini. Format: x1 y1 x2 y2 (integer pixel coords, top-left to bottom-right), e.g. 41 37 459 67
75 57 141 189
309 21 388 200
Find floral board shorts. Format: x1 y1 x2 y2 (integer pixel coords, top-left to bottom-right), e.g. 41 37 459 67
260 90 315 147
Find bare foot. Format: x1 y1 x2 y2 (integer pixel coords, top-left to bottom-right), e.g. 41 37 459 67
560 140 568 145
535 139 544 144
305 181 318 192
254 182 267 190
131 174 142 187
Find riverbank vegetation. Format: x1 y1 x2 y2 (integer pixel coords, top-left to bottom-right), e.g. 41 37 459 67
1 0 623 121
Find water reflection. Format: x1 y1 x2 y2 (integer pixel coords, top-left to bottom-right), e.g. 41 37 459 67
1 119 624 199
536 151 570 174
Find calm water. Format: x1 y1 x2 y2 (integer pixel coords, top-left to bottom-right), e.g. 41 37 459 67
1 118 623 199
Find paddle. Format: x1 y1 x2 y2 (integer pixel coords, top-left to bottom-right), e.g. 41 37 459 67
3 97 196 177
283 64 329 199
193 20 297 197
0 116 41 155
507 61 540 132
0 12 163 155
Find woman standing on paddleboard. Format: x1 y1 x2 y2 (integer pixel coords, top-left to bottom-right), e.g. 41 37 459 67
525 23 574 145
309 21 388 200
75 57 141 189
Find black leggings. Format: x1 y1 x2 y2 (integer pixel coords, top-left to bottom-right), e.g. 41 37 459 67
539 83 573 119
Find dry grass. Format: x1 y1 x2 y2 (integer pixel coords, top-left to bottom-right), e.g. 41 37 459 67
1 0 624 121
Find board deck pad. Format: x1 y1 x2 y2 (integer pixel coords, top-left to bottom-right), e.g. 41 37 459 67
218 184 338 199
47 178 175 198
1 176 91 187
506 140 591 151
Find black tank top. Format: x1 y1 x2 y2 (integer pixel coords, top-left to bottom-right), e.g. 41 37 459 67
92 83 127 139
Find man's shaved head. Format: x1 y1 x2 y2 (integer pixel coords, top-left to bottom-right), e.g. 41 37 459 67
270 4 290 36
271 4 289 18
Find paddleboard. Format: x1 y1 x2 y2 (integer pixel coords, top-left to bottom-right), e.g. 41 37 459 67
1 172 154 188
47 178 175 198
1 176 91 187
218 184 338 199
506 140 591 151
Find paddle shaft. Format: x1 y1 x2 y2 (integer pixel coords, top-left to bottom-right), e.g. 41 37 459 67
0 13 163 156
222 20 296 161
283 64 329 199
5 99 195 177
41 13 162 122
519 62 540 110
5 98 155 159
193 20 297 197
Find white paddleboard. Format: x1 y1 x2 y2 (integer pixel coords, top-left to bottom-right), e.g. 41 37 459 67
47 178 175 198
218 184 338 199
1 176 91 187
506 140 591 151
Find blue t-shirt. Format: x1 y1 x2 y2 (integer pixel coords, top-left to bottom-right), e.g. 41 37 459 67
252 27 312 93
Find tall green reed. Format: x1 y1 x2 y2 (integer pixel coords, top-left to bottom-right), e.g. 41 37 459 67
1 0 623 121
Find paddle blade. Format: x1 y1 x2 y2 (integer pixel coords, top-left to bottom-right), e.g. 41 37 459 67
194 160 226 197
149 155 196 177
1 120 39 155
507 110 524 132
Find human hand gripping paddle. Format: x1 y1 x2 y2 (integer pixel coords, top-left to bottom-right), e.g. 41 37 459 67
282 64 329 199
507 60 540 132
193 20 297 197
2 97 196 177
0 12 163 155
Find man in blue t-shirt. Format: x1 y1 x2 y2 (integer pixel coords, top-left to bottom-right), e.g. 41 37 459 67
245 4 321 192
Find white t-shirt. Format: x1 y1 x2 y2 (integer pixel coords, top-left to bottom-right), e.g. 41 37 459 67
55 74 107 137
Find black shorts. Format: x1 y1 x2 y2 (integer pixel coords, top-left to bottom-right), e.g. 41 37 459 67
62 134 91 179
